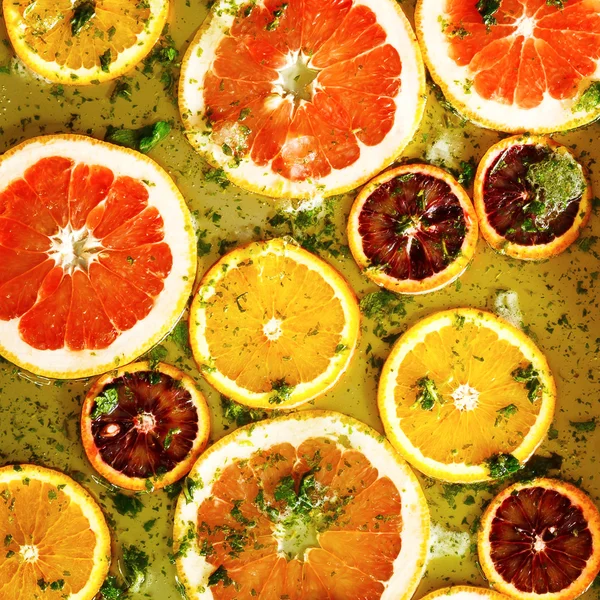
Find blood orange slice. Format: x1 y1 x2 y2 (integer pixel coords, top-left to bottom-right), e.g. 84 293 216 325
474 135 591 260
347 164 478 295
189 238 360 409
0 464 111 600
0 135 197 379
179 0 425 198
3 0 168 84
416 0 600 133
422 587 511 600
478 478 600 600
81 361 210 491
174 410 430 600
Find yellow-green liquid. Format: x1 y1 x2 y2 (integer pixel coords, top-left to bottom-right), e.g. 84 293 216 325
0 1 599 598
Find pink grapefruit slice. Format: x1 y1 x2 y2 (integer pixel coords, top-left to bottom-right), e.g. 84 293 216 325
0 135 197 379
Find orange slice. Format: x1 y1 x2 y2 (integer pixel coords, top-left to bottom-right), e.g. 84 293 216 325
81 361 211 491
173 410 430 600
416 0 600 133
479 478 600 600
378 308 556 483
474 135 591 260
0 464 111 599
347 164 478 295
189 238 360 409
422 587 511 600
179 0 425 198
3 0 168 84
0 135 196 379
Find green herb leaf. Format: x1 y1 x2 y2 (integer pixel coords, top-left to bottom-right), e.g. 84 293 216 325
100 49 112 73
207 565 233 587
111 492 144 517
163 427 182 450
221 396 267 427
167 320 191 357
99 575 126 599
270 379 294 405
570 418 596 432
105 121 171 154
573 81 600 112
273 475 297 506
476 0 501 25
70 1 96 37
204 167 230 189
486 453 521 478
91 387 118 419
412 376 443 411
512 363 542 402
123 545 149 593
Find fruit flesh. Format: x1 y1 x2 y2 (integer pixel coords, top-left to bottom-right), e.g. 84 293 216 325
196 438 402 599
0 157 172 350
204 0 402 181
90 371 200 479
489 486 593 594
444 0 600 108
357 172 467 281
482 144 582 246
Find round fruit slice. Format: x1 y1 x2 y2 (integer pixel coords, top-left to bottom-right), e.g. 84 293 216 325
0 135 197 379
474 135 591 260
416 0 600 133
189 238 360 409
179 0 425 198
479 478 600 600
174 410 430 600
3 0 168 84
81 361 210 491
378 308 555 483
0 464 111 600
347 164 478 295
422 587 511 600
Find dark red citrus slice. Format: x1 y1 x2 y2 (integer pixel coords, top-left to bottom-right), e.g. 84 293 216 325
348 164 478 294
474 135 591 260
417 0 600 133
0 135 196 379
479 478 600 600
179 0 425 198
174 411 429 600
81 361 210 491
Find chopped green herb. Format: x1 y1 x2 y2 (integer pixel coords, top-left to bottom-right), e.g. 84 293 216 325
221 396 267 427
412 376 443 411
495 403 518 426
457 159 476 187
476 0 501 25
486 453 521 478
111 492 144 517
204 167 230 189
99 575 126 599
274 475 297 506
270 379 294 404
207 565 233 587
110 80 132 103
512 363 542 402
91 387 118 419
105 121 171 153
70 1 96 36
163 427 182 450
574 81 600 112
570 419 596 433
167 320 191 357
123 545 149 593
100 49 112 73
146 344 168 369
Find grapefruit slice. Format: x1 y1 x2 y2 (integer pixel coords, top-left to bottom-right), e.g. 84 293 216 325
174 410 430 600
0 464 111 600
189 238 360 409
416 0 600 132
179 0 425 198
378 308 556 483
479 478 600 600
3 0 168 84
347 164 478 295
81 361 211 491
474 135 591 260
0 135 197 379
422 587 511 600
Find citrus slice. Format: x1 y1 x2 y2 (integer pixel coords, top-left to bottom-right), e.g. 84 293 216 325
422 586 511 600
347 164 478 295
81 361 210 491
474 135 591 260
416 0 600 133
3 0 168 84
478 478 600 600
189 238 360 409
174 410 430 600
378 308 556 483
0 464 111 599
0 135 196 379
179 0 425 198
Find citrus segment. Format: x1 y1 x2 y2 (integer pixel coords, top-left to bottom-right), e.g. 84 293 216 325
378 308 556 483
179 0 425 198
421 587 511 599
416 0 600 132
189 238 360 408
474 135 591 260
348 164 478 295
479 479 600 600
81 361 210 491
0 135 196 379
0 464 110 600
174 411 430 600
3 0 169 84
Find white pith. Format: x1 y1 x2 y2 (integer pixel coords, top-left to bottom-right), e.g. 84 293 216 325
174 412 430 600
263 316 283 341
417 0 600 132
180 0 425 198
48 224 103 273
452 383 480 412
0 136 197 378
19 544 39 563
